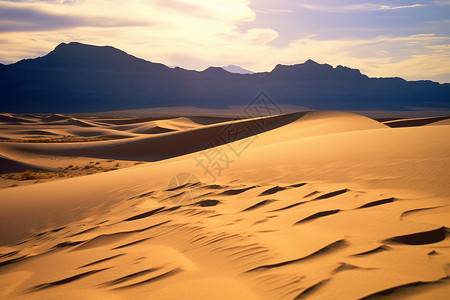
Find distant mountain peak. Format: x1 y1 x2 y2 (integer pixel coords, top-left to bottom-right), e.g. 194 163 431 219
202 66 230 74
272 60 332 74
221 65 254 74
50 42 128 58
64 41 117 49
273 59 322 70
16 41 168 72
55 41 81 48
304 59 318 65
270 59 367 80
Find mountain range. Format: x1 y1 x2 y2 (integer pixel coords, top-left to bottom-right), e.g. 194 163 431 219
0 42 449 113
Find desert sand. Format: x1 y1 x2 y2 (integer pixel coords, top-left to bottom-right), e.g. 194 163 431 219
0 111 449 299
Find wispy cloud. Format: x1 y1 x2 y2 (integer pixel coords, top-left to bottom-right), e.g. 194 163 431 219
380 4 425 10
296 2 426 13
433 0 450 5
295 3 375 12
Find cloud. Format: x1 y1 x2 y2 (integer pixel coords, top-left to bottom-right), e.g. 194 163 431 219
295 2 426 13
0 2 150 32
433 0 450 5
380 4 425 10
295 3 376 12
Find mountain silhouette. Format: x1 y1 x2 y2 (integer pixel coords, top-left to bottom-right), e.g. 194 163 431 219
1 42 449 113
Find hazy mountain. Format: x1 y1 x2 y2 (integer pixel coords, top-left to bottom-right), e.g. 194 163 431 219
222 65 254 74
0 42 449 113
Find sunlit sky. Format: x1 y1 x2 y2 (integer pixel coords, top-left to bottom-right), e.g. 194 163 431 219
1 0 449 82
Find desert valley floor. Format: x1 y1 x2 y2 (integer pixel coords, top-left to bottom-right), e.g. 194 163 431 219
0 111 449 299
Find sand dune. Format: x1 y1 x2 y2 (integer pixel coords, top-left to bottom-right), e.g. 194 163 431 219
41 118 100 127
247 111 388 147
0 113 35 124
0 154 51 174
42 114 73 122
0 112 303 163
427 118 450 126
383 116 450 128
0 111 449 299
0 111 385 165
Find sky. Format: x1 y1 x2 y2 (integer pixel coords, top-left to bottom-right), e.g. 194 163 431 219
0 0 449 82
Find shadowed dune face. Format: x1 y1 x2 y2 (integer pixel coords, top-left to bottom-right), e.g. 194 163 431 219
0 111 449 299
383 116 450 128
